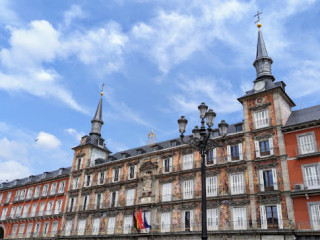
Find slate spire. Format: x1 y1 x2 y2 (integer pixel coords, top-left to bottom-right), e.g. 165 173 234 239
90 91 104 137
253 24 274 81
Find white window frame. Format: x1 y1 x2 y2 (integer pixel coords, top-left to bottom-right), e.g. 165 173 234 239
206 176 218 197
232 207 247 230
110 191 119 207
54 199 62 214
78 219 86 235
308 202 320 230
141 211 151 233
20 189 26 200
58 180 66 193
259 168 278 192
34 186 41 198
15 205 22 218
227 143 243 162
230 172 245 195
26 187 34 199
254 109 269 129
297 132 317 155
73 177 79 189
260 204 283 229
0 194 3 204
10 206 16 218
182 210 194 231
51 221 58 236
46 201 54 215
126 189 135 206
302 163 320 189
207 208 219 230
84 174 92 187
5 192 11 203
163 157 173 173
22 204 29 218
65 220 72 236
31 203 37 217
206 148 217 166
128 165 137 180
43 222 49 236
107 217 116 234
42 184 49 196
26 223 33 237
98 171 106 185
95 193 102 209
82 195 89 211
183 180 194 199
11 224 18 237
92 218 101 235
39 202 45 216
50 182 57 195
112 168 121 182
182 153 194 170
161 212 171 232
18 224 25 236
123 215 133 234
34 222 41 236
162 183 172 202
1 208 7 220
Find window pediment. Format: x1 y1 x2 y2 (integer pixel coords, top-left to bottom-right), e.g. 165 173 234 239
249 102 271 111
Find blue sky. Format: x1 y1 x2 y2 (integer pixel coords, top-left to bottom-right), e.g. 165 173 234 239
0 0 320 180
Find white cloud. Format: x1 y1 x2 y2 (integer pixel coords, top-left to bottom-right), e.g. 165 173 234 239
0 160 32 181
106 138 128 152
65 128 85 141
36 131 61 150
64 5 86 27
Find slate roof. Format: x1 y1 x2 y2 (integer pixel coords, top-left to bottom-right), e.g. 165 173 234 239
285 104 320 127
239 81 286 99
0 167 71 190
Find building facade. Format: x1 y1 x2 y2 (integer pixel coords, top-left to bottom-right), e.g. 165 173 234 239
0 25 319 240
283 105 320 239
0 168 70 239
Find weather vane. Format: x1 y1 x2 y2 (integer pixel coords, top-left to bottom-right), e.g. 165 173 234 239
254 11 262 28
100 83 105 96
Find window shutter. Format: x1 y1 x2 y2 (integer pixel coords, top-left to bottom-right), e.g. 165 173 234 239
190 210 194 231
65 220 72 236
272 169 278 190
255 140 260 158
260 205 267 229
227 145 231 162
115 191 119 207
93 218 100 235
230 174 235 195
238 143 243 160
277 204 283 229
112 170 115 182
213 148 217 164
239 174 244 194
134 165 137 178
259 170 265 192
310 204 320 230
269 137 274 155
169 157 173 172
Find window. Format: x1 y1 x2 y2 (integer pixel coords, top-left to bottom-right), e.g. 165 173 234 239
46 201 53 215
182 153 193 170
161 212 171 232
207 208 219 230
235 124 243 132
73 177 79 189
110 191 118 207
84 175 92 187
9 206 16 218
34 222 41 236
34 186 41 198
126 189 135 206
230 173 244 195
50 182 57 195
112 168 121 182
22 204 29 218
206 176 218 197
65 220 72 236
69 197 76 212
259 169 278 192
255 138 274 157
298 133 316 155
39 202 45 216
78 219 86 235
183 210 193 231
82 195 89 210
128 165 137 179
107 217 116 234
15 205 22 217
123 216 133 234
14 190 20 201
11 224 18 237
141 212 151 233
31 203 37 217
0 194 3 204
260 204 283 229
183 180 194 199
162 183 172 202
233 207 247 230
1 208 7 220
76 158 82 170
18 224 25 237
163 158 173 173
58 181 66 193
5 192 11 203
303 164 320 189
42 184 49 196
95 193 102 209
309 203 320 230
51 221 58 236
227 143 243 161
92 218 100 235
206 149 217 165
20 189 26 200
98 171 105 185
54 200 62 214
43 222 49 236
26 187 34 199
254 109 269 129
26 223 33 237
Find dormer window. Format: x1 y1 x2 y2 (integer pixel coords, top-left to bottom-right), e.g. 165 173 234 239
121 153 127 159
98 139 104 147
235 124 243 132
77 158 82 170
136 149 143 155
170 140 177 147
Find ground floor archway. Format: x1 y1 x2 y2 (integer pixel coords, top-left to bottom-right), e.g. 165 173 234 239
0 226 4 239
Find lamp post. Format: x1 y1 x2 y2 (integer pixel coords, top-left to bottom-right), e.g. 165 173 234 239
178 102 228 240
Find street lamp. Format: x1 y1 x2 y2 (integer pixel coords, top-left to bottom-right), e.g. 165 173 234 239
177 102 228 240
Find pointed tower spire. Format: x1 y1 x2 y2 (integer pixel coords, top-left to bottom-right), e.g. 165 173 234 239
90 87 104 137
253 22 274 81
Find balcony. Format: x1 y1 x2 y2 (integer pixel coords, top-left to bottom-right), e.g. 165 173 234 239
292 180 320 196
255 147 278 159
296 220 320 231
296 143 320 158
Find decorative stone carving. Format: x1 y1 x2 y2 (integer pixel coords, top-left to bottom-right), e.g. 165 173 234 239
206 170 220 176
159 176 175 183
259 194 281 204
161 152 175 159
249 102 271 111
139 161 158 172
142 172 152 196
255 162 278 170
254 132 273 140
179 173 195 181
226 165 247 174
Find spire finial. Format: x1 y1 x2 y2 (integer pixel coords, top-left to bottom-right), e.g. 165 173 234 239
254 11 262 28
100 83 105 96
